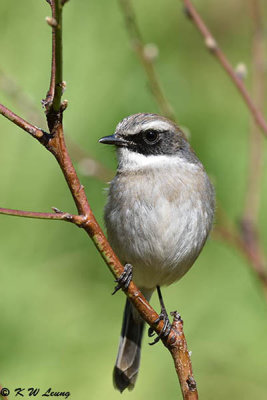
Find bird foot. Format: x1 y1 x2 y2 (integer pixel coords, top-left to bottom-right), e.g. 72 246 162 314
148 308 171 345
112 263 133 295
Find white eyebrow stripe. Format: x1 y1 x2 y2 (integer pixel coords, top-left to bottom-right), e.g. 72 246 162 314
138 120 171 132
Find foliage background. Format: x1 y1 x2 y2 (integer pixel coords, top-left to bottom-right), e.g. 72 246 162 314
0 0 267 399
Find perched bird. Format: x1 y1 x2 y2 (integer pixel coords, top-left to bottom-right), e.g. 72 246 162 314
99 113 215 392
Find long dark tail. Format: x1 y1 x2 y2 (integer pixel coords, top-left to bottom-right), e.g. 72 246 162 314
113 298 145 392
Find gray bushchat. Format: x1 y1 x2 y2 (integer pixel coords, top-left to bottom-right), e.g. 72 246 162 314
99 113 215 392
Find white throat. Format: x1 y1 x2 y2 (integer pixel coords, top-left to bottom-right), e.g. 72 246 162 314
117 148 198 173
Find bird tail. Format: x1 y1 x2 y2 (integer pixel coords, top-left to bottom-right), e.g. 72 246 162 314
113 291 152 392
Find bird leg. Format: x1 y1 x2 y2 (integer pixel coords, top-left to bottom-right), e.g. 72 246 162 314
148 286 172 345
112 263 133 295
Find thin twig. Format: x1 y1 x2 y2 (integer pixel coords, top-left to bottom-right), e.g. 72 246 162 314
0 103 48 144
44 0 63 116
182 0 267 137
0 207 85 225
242 0 265 224
118 0 176 122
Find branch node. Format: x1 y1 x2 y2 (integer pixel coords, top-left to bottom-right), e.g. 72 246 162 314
143 43 159 61
186 376 197 392
63 213 73 221
168 333 177 345
41 97 52 110
60 81 67 93
75 215 89 228
46 16 58 28
52 207 63 214
60 99 68 112
205 36 217 51
170 310 183 324
183 6 192 19
235 62 248 81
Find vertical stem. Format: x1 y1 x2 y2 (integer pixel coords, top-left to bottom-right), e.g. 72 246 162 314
240 0 266 276
45 0 63 124
243 0 265 224
53 0 63 112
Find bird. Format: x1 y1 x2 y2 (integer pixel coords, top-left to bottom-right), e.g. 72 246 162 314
99 113 215 392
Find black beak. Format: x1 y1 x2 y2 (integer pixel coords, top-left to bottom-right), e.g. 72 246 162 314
99 134 128 146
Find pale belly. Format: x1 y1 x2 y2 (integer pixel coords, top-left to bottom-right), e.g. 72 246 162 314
104 167 214 290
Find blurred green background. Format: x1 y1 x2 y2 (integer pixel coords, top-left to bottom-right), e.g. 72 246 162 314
0 0 267 399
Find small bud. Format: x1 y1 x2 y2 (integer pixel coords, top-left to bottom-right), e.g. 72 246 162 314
52 207 62 214
61 99 68 111
64 214 73 221
46 16 58 27
205 36 217 51
60 81 67 93
186 376 197 391
143 43 159 61
235 62 247 80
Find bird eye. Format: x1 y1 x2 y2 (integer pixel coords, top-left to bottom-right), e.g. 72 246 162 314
142 130 159 145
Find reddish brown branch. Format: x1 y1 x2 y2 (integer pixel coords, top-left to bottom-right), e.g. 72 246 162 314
182 0 267 137
0 207 85 225
0 1 197 398
0 103 48 143
169 312 198 400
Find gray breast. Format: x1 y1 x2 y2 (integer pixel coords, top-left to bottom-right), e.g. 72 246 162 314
104 161 214 290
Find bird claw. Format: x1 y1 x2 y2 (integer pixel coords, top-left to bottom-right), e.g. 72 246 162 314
148 326 155 337
148 308 172 345
112 264 133 295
